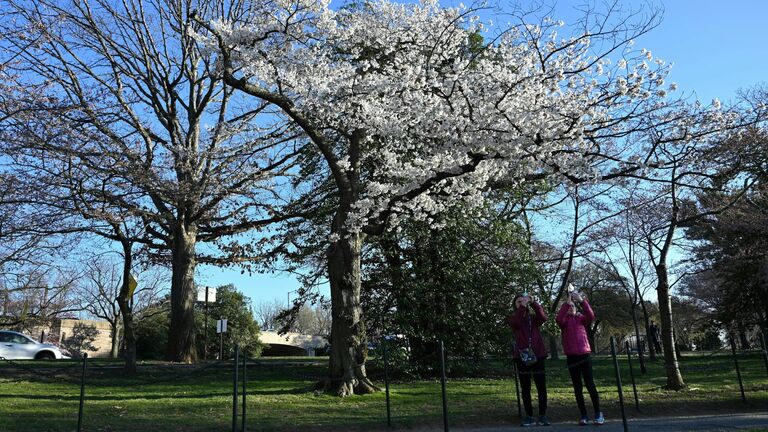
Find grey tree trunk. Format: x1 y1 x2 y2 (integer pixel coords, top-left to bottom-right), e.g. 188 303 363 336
737 323 750 349
166 225 199 363
548 333 560 360
110 323 121 359
655 262 685 389
638 291 656 361
630 302 646 373
327 230 377 396
117 240 137 374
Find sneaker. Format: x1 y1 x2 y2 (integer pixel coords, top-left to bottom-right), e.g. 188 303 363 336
594 412 605 426
520 416 535 427
537 415 550 426
578 416 589 426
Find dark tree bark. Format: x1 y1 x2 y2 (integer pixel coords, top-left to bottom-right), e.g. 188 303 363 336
110 324 120 359
167 226 199 363
327 230 377 395
639 299 657 362
548 333 560 360
649 173 686 389
116 239 137 374
653 253 686 389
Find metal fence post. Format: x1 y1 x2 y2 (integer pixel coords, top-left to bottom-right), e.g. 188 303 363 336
512 358 521 418
220 330 224 361
625 341 640 411
77 353 88 432
383 340 392 428
232 344 240 432
761 330 768 376
610 337 628 432
242 352 247 432
728 333 746 403
439 340 449 432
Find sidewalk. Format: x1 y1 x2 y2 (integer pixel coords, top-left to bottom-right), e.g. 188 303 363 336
450 413 768 432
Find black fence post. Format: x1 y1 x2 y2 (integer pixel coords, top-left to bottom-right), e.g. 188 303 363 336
439 340 449 432
610 337 628 432
728 333 746 403
383 340 392 428
242 353 247 432
512 359 521 418
232 344 240 432
761 330 768 376
77 353 88 432
625 341 640 411
220 329 224 361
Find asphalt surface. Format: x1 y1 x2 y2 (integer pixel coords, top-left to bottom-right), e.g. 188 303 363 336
449 413 768 432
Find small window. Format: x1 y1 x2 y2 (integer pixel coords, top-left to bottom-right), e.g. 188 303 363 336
0 332 11 343
10 334 31 344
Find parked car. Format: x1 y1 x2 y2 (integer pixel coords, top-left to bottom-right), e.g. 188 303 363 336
0 330 70 360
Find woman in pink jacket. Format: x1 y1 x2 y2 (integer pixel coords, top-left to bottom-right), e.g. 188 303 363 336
556 288 604 426
505 293 549 427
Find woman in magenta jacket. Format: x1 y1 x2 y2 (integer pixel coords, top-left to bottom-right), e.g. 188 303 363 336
505 293 549 427
556 288 604 426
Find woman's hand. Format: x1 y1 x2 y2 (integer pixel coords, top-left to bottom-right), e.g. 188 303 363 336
571 291 583 303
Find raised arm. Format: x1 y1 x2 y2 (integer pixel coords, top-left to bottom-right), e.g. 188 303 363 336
531 301 548 326
556 302 570 328
579 298 595 325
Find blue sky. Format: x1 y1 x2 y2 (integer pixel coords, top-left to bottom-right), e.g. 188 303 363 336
198 0 768 307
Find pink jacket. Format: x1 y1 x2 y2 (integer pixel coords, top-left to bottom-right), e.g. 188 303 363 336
556 299 595 356
505 302 548 359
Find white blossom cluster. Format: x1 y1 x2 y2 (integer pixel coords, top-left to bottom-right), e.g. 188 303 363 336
194 0 684 233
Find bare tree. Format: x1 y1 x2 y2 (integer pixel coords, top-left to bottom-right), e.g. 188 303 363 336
253 298 286 331
77 256 167 358
589 186 661 370
0 266 81 332
520 183 628 359
2 0 304 362
632 117 762 389
77 258 123 358
294 302 332 337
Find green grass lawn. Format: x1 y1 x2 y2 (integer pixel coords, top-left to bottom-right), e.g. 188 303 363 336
1 352 766 431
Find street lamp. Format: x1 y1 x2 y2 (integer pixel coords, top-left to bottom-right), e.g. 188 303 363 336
197 286 216 360
287 289 298 308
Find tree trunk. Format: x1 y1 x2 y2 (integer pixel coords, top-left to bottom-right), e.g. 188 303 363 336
639 297 657 362
117 240 137 374
737 322 750 349
166 225 198 363
548 333 559 360
110 322 121 359
587 320 600 353
655 263 686 389
630 302 646 373
327 230 378 396
118 298 137 374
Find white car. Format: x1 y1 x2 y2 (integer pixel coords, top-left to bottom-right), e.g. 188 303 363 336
0 330 70 360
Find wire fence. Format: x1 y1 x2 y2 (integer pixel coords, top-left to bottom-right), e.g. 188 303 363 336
1 331 767 432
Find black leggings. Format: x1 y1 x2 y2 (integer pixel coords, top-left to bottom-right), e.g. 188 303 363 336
567 354 600 416
515 358 547 416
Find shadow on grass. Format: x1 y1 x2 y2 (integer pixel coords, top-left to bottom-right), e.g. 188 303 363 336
0 392 233 401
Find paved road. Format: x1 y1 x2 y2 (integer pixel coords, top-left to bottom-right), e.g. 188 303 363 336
450 413 768 432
